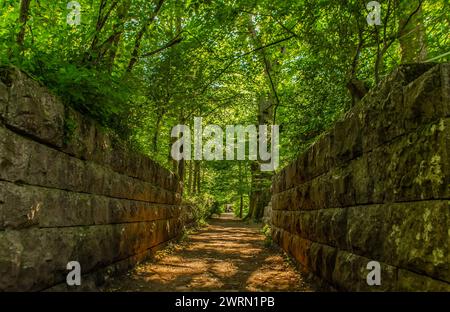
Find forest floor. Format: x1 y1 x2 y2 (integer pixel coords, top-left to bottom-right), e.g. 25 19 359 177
102 213 315 292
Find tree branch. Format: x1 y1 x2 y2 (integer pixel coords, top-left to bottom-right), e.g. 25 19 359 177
126 0 166 73
141 33 183 58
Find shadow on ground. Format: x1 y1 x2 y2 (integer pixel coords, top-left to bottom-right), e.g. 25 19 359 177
102 214 315 292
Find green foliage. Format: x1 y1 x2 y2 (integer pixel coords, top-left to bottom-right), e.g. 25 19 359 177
185 193 217 225
261 224 273 247
1 0 448 213
63 114 78 145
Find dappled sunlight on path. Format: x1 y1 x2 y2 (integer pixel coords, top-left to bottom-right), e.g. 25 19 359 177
103 214 314 292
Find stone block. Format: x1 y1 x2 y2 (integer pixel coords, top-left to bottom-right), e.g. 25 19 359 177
0 81 7 122
297 210 317 240
0 180 182 229
289 234 312 268
361 80 405 152
303 134 332 181
383 200 449 282
331 109 363 167
62 107 96 160
359 63 438 153
315 208 348 248
368 118 450 203
346 201 449 282
6 68 64 147
403 64 450 131
332 250 397 291
0 219 181 291
0 125 179 203
308 243 337 283
346 204 387 260
397 269 450 291
290 182 312 210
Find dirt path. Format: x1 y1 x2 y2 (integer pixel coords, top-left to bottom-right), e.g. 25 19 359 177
103 214 314 292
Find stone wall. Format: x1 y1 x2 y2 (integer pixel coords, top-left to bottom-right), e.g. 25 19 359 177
0 68 188 291
271 63 450 291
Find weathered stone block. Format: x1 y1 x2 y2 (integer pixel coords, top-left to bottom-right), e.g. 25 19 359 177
361 82 405 152
308 175 330 209
368 118 450 202
62 107 178 190
0 219 181 291
289 234 312 268
332 250 397 291
0 125 179 204
403 64 450 131
347 201 449 282
306 133 332 180
346 204 387 260
397 269 450 291
0 180 181 230
6 68 64 147
62 107 96 160
315 208 348 248
284 162 297 190
0 81 7 122
441 64 450 117
297 210 316 239
272 227 282 245
308 243 337 283
359 63 438 153
383 200 449 282
271 63 450 291
275 167 287 194
331 109 363 167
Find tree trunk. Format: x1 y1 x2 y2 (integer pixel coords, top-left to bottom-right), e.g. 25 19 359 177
239 194 243 219
246 17 275 222
16 0 31 48
126 0 165 73
197 162 201 193
106 0 131 71
248 161 272 221
238 161 244 218
192 161 199 194
152 111 164 152
84 0 119 65
187 160 193 195
398 0 427 63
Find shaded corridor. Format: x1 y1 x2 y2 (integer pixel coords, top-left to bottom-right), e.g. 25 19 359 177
103 214 314 292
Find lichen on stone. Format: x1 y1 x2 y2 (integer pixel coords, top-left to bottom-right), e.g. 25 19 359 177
431 248 445 266
414 155 444 195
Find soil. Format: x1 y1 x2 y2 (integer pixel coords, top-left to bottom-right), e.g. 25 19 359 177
103 213 315 292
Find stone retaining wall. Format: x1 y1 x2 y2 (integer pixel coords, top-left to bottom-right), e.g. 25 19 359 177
271 63 450 291
0 68 188 291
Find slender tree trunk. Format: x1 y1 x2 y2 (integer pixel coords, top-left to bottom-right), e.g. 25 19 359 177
152 111 164 152
196 161 201 194
170 128 178 174
187 160 192 195
192 161 198 194
239 194 243 219
106 0 131 71
126 0 165 73
238 161 243 218
246 17 274 222
347 16 367 107
84 0 119 65
16 0 31 48
193 161 200 194
399 1 427 63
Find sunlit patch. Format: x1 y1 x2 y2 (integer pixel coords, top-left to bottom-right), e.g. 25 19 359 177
103 220 312 291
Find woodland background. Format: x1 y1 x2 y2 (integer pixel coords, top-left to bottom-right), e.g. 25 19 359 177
0 0 448 221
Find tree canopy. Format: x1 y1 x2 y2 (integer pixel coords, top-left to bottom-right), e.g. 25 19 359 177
1 0 448 219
